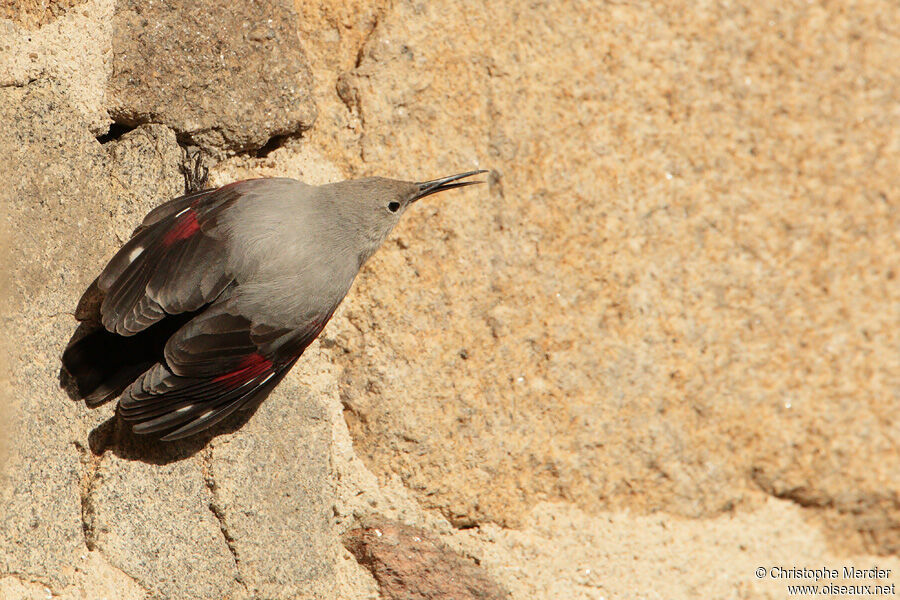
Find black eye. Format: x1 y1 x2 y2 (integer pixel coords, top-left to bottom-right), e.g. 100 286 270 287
388 201 401 213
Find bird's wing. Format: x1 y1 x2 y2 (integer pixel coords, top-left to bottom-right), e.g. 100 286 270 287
92 183 250 336
118 299 331 441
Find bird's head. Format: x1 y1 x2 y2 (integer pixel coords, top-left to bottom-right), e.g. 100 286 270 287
372 169 488 221
330 170 488 263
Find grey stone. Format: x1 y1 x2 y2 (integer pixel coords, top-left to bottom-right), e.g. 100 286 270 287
102 123 185 245
89 448 238 600
209 374 336 599
0 80 240 598
107 0 317 154
0 79 109 591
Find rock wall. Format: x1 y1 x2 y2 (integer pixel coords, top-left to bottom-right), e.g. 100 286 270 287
1 0 899 599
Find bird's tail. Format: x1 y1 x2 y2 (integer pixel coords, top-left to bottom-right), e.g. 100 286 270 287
61 326 156 407
61 313 195 407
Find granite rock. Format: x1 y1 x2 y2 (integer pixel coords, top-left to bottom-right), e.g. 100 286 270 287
0 82 337 598
207 377 335 599
106 0 317 154
329 0 900 552
343 519 509 600
3 0 900 597
0 79 111 591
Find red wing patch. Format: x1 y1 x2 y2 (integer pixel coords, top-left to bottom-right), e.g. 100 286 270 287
163 209 201 246
212 353 273 386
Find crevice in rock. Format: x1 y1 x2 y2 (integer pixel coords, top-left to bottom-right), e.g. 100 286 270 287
354 10 383 70
750 467 832 510
96 122 137 144
228 128 309 161
74 423 113 551
751 468 900 555
767 487 831 509
0 571 52 589
336 5 389 165
252 133 289 158
201 448 247 592
0 76 40 89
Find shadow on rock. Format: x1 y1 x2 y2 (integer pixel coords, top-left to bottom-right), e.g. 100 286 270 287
87 401 264 465
59 295 244 465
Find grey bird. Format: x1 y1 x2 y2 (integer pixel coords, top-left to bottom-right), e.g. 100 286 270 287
62 170 486 441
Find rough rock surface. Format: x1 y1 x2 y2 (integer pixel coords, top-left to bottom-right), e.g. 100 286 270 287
343 519 509 600
2 0 900 598
331 0 900 550
0 0 86 29
207 381 334 599
0 80 111 590
0 86 337 598
88 443 237 599
106 0 317 154
0 0 114 133
461 500 900 600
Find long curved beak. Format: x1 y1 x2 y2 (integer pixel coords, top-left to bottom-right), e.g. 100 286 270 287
413 170 488 202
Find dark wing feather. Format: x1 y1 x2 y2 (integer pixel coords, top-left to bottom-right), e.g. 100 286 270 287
132 180 254 234
89 184 246 336
119 301 329 441
64 180 272 412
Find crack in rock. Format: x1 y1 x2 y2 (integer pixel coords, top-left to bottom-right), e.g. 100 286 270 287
0 570 54 590
201 449 247 592
73 439 105 552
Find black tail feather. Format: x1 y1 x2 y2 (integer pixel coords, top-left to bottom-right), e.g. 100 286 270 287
60 312 196 407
